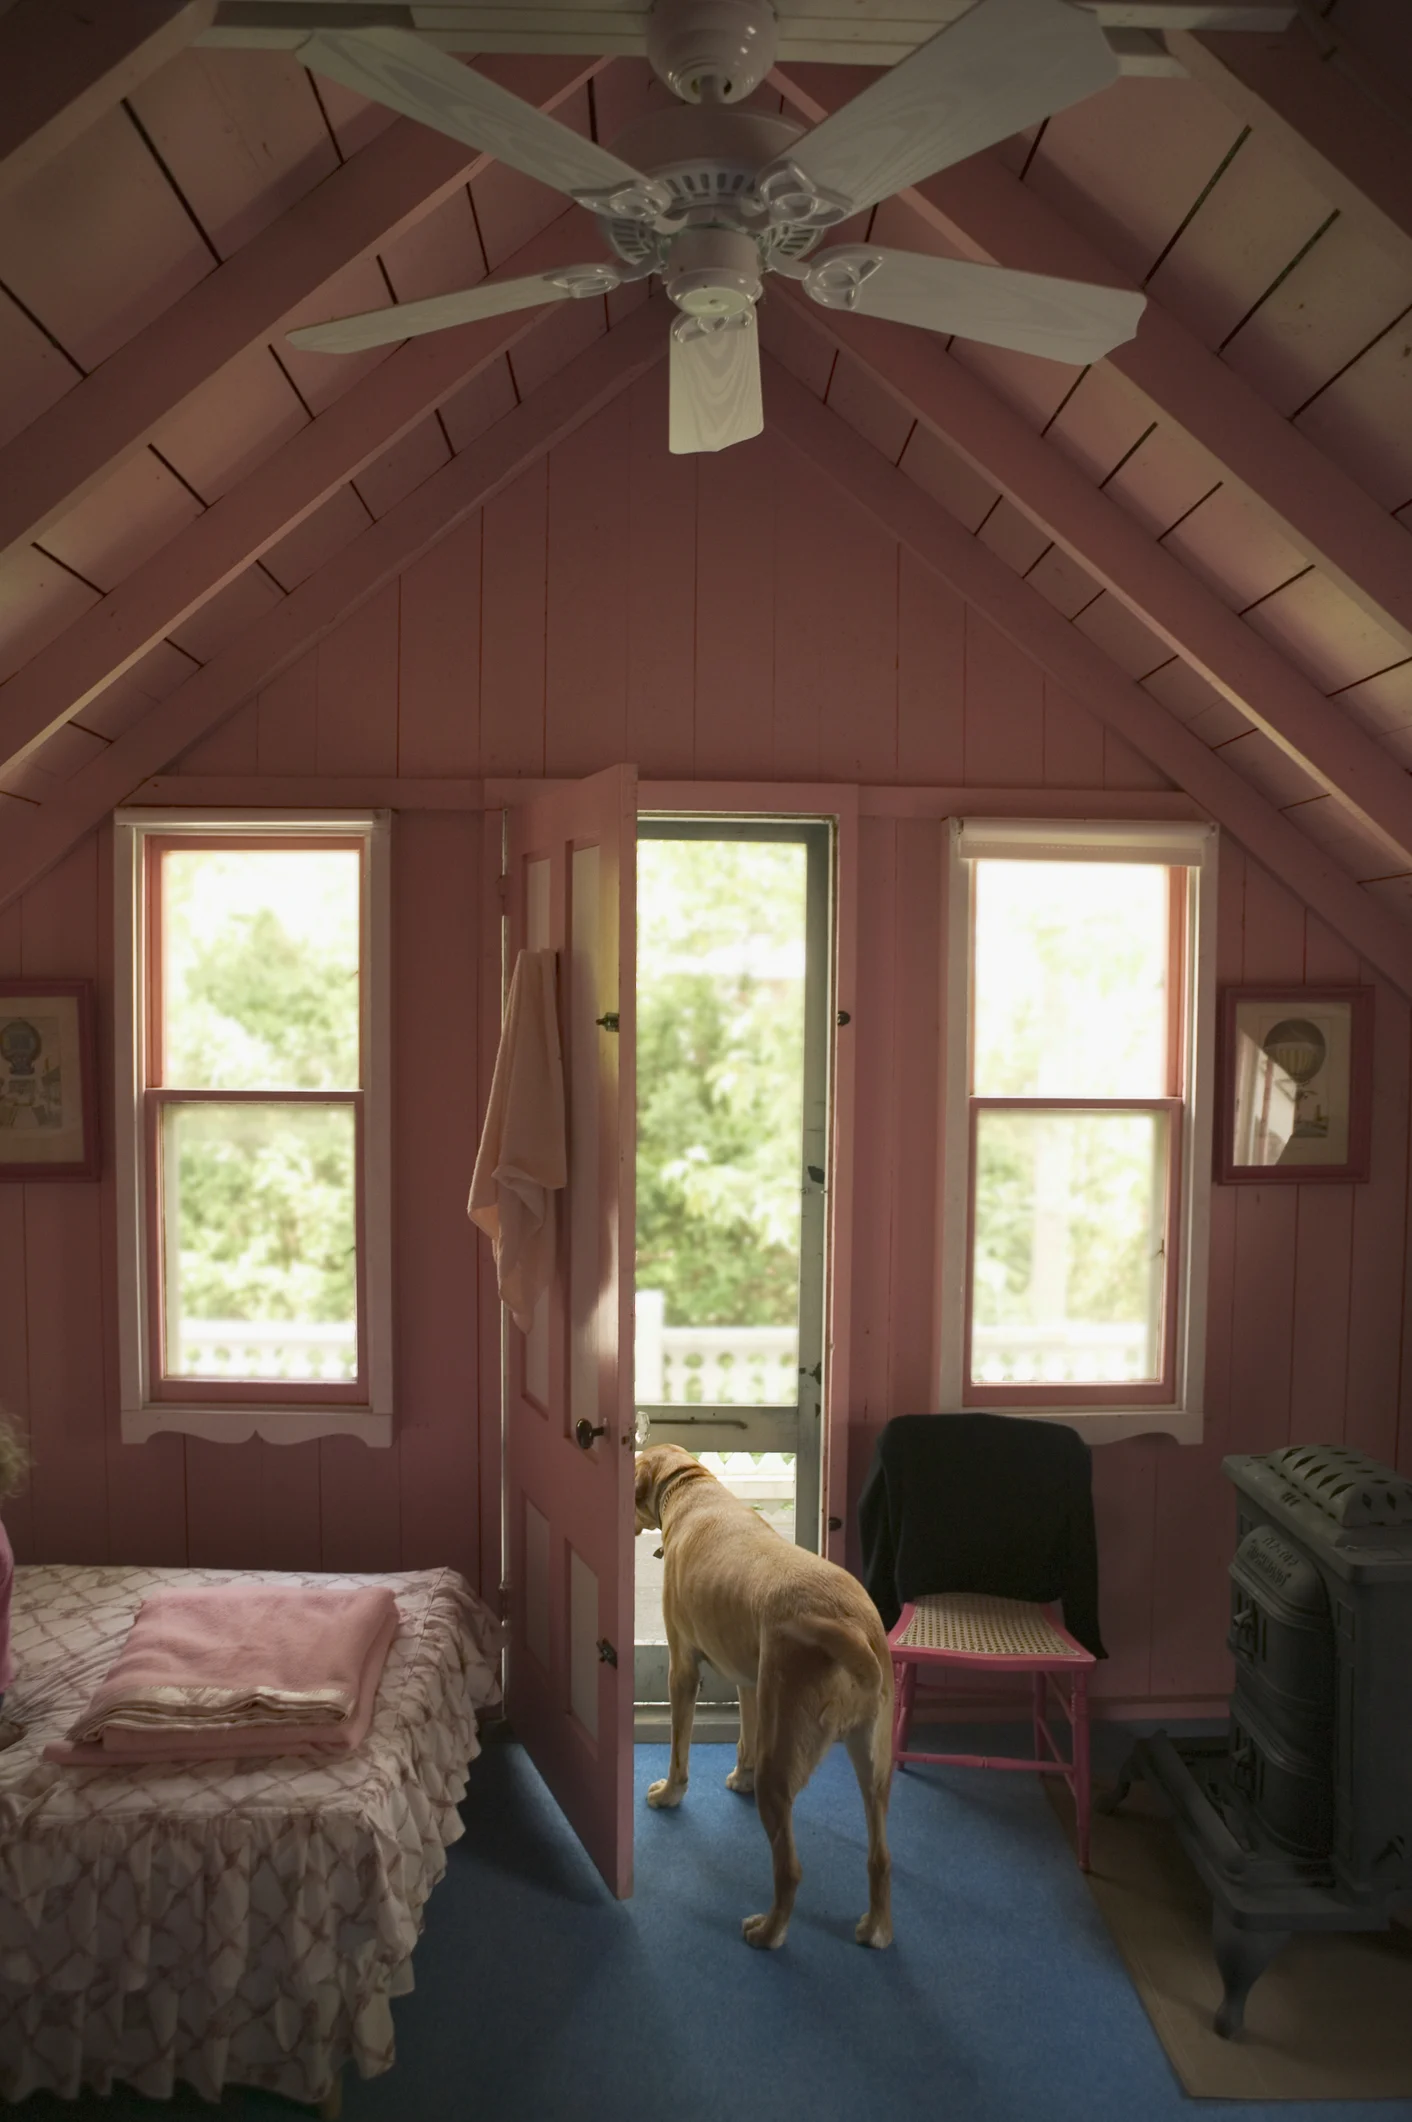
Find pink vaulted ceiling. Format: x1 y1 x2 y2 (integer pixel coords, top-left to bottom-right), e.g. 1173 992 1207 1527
0 0 1410 987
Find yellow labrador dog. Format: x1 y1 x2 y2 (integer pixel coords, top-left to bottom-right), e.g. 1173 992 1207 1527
635 1443 893 1951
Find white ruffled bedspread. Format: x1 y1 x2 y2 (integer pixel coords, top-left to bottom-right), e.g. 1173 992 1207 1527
0 1562 503 2106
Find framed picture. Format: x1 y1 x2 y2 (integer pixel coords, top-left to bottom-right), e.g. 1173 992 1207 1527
1218 985 1373 1185
0 979 100 1181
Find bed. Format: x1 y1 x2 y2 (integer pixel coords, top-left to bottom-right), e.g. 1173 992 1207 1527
0 1561 502 2111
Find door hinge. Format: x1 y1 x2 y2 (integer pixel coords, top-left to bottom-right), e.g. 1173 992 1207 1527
498 1580 512 1618
496 872 509 911
596 1011 620 1032
597 1637 618 1668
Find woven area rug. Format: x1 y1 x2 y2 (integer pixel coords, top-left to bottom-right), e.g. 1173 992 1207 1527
1047 1780 1412 2100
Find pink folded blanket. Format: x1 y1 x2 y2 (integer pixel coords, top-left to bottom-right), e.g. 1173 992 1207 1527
44 1583 399 1765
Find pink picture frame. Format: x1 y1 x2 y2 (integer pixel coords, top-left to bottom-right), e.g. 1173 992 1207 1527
1217 985 1373 1185
0 978 101 1182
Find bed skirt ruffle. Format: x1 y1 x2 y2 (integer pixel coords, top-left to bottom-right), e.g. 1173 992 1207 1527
0 1563 502 2105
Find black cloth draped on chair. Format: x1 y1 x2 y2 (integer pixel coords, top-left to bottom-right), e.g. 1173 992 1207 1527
857 1412 1107 1658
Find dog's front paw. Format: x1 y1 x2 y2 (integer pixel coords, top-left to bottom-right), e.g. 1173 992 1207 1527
855 1913 893 1949
646 1778 686 1809
725 1767 755 1794
741 1913 787 1949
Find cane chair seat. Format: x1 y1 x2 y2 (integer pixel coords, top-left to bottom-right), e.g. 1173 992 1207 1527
893 1591 1091 1661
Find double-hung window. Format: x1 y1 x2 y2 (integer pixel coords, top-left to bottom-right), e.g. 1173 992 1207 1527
115 812 392 1445
941 819 1216 1440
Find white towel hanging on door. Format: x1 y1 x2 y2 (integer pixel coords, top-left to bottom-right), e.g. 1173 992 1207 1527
468 948 566 1331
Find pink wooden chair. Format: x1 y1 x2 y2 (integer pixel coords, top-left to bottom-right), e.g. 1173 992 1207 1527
887 1590 1097 1869
860 1413 1106 1872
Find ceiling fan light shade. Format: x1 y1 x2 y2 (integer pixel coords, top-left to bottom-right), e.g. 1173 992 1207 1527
669 312 764 454
787 0 1120 215
646 0 778 103
806 245 1145 364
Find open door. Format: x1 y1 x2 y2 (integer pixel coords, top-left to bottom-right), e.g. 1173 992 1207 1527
501 765 637 1898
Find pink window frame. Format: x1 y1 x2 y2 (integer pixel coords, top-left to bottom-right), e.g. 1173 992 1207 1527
962 865 1190 1411
142 833 369 1408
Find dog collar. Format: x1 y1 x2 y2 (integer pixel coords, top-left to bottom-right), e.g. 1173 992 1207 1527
654 1465 699 1519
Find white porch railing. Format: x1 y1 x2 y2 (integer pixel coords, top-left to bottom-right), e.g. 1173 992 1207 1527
634 1290 798 1406
174 1319 356 1383
971 1321 1150 1385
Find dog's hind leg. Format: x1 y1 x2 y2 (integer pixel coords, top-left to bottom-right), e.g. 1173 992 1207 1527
726 1684 757 1794
741 1760 803 1950
647 1646 700 1808
844 1715 894 1949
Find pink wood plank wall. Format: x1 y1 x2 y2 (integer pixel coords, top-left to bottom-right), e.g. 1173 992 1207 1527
5 364 1410 1714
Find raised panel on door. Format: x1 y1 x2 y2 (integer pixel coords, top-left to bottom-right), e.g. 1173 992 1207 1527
502 764 637 1898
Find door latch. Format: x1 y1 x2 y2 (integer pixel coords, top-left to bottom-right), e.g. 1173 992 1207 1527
597 1638 618 1667
596 1012 620 1032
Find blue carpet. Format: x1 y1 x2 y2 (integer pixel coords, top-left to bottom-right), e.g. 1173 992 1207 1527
14 1738 1412 2120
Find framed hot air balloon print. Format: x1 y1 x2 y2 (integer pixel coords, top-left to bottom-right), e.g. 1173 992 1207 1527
1219 986 1373 1184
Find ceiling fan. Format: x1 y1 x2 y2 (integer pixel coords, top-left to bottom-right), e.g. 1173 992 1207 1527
287 0 1145 455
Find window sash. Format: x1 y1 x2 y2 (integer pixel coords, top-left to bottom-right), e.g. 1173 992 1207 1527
115 810 392 1439
941 817 1216 1432
962 1097 1183 1408
144 1089 367 1405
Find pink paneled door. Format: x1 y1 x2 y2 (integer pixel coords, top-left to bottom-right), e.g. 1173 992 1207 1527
502 765 638 1899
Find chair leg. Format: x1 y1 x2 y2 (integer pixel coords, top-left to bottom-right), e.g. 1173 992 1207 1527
893 1657 916 1765
1072 1671 1092 1873
1032 1671 1046 1762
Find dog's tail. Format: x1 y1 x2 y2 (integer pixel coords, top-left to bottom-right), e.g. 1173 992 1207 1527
776 1614 888 1703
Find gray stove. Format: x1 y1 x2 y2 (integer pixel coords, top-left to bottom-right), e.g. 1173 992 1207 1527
1104 1444 1412 2035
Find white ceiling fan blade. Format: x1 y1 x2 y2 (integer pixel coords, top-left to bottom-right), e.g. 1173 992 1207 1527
806 245 1145 364
669 314 763 455
287 265 619 356
785 0 1119 215
297 28 658 209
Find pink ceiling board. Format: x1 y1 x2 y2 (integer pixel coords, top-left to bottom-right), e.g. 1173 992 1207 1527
1025 77 1244 286
127 49 340 260
0 104 212 370
261 484 373 594
1160 487 1309 611
0 292 79 452
1294 313 1412 512
1335 659 1412 741
148 343 309 505
1243 568 1410 692
1222 219 1412 415
381 185 485 305
897 426 1000 533
354 417 453 521
41 448 203 594
825 354 915 465
74 639 200 742
1143 127 1335 354
0 545 98 686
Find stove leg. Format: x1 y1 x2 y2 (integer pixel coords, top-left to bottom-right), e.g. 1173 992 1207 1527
1210 1911 1290 2038
1096 1741 1146 1815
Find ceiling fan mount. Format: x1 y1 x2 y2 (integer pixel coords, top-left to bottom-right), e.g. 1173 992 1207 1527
287 0 1148 455
645 0 779 104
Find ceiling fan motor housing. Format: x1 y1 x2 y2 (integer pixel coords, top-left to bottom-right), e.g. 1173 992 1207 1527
647 0 778 103
597 107 821 287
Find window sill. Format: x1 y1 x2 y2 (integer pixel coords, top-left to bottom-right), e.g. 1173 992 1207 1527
122 1405 392 1447
963 1405 1204 1446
